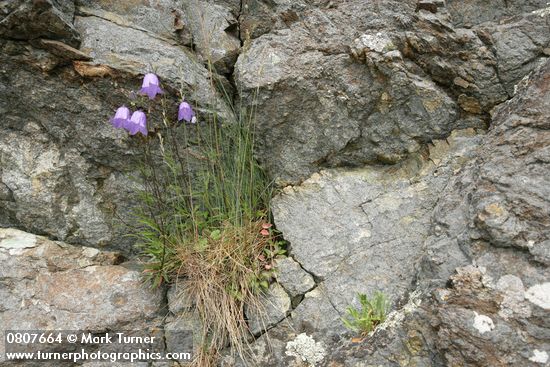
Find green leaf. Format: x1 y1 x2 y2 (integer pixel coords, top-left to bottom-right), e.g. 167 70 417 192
210 229 222 240
195 238 208 252
342 292 390 336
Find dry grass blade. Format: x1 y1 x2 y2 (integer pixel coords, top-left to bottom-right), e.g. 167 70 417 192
176 220 271 365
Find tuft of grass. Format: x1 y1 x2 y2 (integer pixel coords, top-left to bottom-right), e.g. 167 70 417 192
131 72 279 366
176 219 272 359
342 291 391 336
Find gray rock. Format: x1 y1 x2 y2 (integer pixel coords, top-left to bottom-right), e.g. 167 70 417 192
182 0 241 74
164 311 202 362
0 2 232 253
0 0 80 47
236 0 549 184
404 13 509 112
417 0 446 13
290 284 346 338
272 129 481 309
274 257 316 299
0 228 163 362
0 47 144 252
220 322 295 367
471 59 550 262
74 15 229 113
167 282 194 314
235 1 417 184
246 283 291 336
2 0 550 366
322 57 550 367
432 266 545 367
76 0 186 43
243 60 550 365
446 0 548 27
496 274 531 319
483 12 550 95
236 129 480 363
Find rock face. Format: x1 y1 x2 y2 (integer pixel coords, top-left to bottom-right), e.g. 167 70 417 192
1 0 550 366
446 0 548 27
236 0 550 184
0 0 80 47
272 128 480 313
235 55 550 367
230 129 479 366
0 228 164 362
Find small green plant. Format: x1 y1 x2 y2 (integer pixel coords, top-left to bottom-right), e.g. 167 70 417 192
342 291 391 336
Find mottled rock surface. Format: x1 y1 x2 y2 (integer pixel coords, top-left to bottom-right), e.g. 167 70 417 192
236 55 550 367
0 228 164 363
181 0 241 74
1 0 550 366
274 256 315 300
273 128 480 309
0 0 80 47
229 129 480 366
236 0 550 184
446 0 548 27
246 282 291 336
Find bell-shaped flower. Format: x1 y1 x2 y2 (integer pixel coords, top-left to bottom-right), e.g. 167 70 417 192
177 101 195 122
110 106 131 129
125 110 148 136
139 73 163 100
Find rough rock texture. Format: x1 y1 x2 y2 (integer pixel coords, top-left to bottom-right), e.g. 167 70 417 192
274 256 315 301
181 0 241 74
226 129 480 366
0 0 80 47
273 129 481 311
1 0 550 366
165 281 203 358
233 55 550 367
1 0 547 251
236 0 550 184
446 0 548 27
0 228 164 363
246 282 292 336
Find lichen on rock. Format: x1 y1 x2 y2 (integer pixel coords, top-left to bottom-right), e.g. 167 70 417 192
285 333 326 366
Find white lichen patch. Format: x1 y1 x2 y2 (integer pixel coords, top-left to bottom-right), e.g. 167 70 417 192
0 228 37 249
285 333 326 366
473 312 495 334
377 290 422 332
525 283 550 310
354 32 395 53
496 274 531 319
532 4 550 17
529 350 549 364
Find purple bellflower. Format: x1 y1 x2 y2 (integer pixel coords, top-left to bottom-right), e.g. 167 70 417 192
110 106 131 129
126 110 148 136
139 73 163 100
177 101 195 123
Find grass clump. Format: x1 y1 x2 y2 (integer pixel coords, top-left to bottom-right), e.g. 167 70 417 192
129 78 280 365
342 291 391 336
